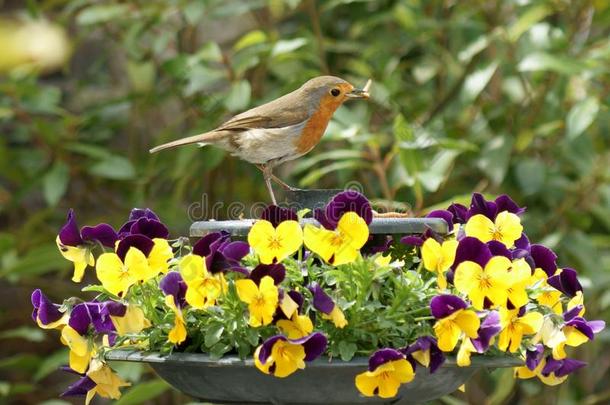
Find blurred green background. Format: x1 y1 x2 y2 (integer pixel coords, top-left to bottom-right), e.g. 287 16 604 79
1 0 609 404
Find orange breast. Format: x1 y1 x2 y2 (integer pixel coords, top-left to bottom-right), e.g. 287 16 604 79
294 94 343 154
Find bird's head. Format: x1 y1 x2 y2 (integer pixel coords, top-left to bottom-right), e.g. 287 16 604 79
299 76 369 112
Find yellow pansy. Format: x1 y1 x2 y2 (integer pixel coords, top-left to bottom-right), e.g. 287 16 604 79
531 268 562 314
148 238 173 274
179 254 226 309
304 212 369 266
236 276 279 327
457 337 477 367
498 307 543 352
355 358 415 398
95 247 152 296
110 304 151 336
248 220 303 264
322 306 348 328
433 309 480 352
454 256 512 310
254 339 306 378
165 295 187 345
464 211 523 247
56 235 95 283
85 359 131 405
506 259 532 309
421 238 458 290
61 325 92 374
277 314 313 339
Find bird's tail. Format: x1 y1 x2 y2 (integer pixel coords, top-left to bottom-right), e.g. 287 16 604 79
149 130 223 153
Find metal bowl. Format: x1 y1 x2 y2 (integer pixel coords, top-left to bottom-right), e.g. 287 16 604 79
106 350 522 404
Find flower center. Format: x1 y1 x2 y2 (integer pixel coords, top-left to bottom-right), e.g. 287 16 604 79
267 235 282 250
478 273 493 289
330 233 344 247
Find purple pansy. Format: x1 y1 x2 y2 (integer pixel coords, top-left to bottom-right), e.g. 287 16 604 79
116 234 154 261
471 311 501 352
308 283 335 314
430 294 468 319
448 203 469 224
118 208 166 238
31 289 63 326
563 306 605 340
400 235 424 247
525 344 545 370
315 191 372 230
68 301 126 344
61 375 96 397
541 356 586 378
192 232 249 275
547 268 582 298
261 205 298 227
453 237 492 270
160 272 187 308
250 264 286 286
368 348 406 371
511 236 558 277
401 336 445 373
58 210 118 248
258 332 328 365
468 193 525 220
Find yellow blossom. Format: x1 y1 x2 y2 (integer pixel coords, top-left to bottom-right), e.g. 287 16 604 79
454 256 512 310
498 307 543 352
421 238 458 289
248 220 303 264
179 254 226 309
464 211 523 247
355 359 415 398
236 276 279 327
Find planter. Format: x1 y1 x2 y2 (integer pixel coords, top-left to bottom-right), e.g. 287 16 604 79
106 350 522 404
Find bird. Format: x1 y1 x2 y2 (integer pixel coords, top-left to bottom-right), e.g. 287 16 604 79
150 75 370 204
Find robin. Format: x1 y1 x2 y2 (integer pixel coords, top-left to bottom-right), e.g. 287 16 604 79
150 76 370 204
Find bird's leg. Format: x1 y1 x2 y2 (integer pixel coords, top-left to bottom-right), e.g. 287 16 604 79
255 164 298 191
261 164 277 205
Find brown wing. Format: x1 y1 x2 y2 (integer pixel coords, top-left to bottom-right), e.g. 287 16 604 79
150 85 311 153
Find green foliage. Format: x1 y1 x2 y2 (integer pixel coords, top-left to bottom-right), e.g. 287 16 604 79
1 0 610 404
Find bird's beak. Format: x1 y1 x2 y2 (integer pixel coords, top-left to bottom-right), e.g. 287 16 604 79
345 88 369 99
345 79 372 99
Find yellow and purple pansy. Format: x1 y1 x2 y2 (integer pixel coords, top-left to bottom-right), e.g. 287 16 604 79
179 253 227 309
456 310 502 366
430 294 480 352
248 206 303 265
401 336 445 373
254 332 327 378
355 348 415 398
498 306 543 353
56 209 118 282
61 359 130 405
31 289 67 329
308 282 347 328
192 231 250 275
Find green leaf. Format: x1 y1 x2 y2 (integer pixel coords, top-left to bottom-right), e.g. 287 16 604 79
461 62 498 102
204 324 224 348
115 379 170 405
0 327 45 343
565 98 599 140
42 161 70 206
507 4 552 42
518 52 588 75
33 349 69 381
88 155 136 180
271 38 308 57
77 4 130 25
338 341 358 361
234 30 268 51
476 135 514 185
224 80 251 112
515 159 546 196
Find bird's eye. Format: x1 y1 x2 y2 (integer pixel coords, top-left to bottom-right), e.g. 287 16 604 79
330 88 341 97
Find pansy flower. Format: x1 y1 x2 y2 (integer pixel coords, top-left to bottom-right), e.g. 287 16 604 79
110 304 150 337
514 343 546 379
277 313 314 339
193 231 249 274
61 306 96 373
538 356 586 386
56 210 118 282
464 211 523 248
248 215 302 264
498 306 543 353
430 295 480 352
160 271 187 308
355 348 415 398
254 332 327 378
31 289 67 329
118 208 169 239
421 238 458 290
550 305 605 359
511 235 558 278
530 268 562 314
62 359 130 405
309 282 347 328
179 253 226 309
304 211 369 266
453 238 511 310
95 235 156 296
164 295 187 345
401 336 445 373
314 190 373 230
457 311 502 366
236 275 279 327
